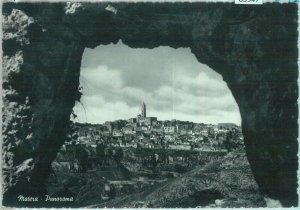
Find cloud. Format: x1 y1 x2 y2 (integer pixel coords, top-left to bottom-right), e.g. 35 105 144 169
73 41 241 125
80 65 123 92
81 41 218 92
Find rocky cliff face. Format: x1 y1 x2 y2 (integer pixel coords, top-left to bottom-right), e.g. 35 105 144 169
2 2 298 207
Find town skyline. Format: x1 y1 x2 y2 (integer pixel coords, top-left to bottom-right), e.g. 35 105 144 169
73 101 240 127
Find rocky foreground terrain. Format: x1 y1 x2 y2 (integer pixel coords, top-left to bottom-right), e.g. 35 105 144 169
47 151 266 208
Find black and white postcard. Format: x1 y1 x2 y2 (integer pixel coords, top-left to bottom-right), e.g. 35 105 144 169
1 0 298 208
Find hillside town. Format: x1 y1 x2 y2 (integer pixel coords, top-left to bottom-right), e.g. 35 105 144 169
66 102 243 152
56 102 244 173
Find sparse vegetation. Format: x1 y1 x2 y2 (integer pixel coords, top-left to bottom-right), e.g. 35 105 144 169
47 148 265 208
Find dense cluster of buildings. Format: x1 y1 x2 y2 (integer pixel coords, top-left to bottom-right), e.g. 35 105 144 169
69 102 244 151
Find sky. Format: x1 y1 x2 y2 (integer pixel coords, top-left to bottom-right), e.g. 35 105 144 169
72 41 241 125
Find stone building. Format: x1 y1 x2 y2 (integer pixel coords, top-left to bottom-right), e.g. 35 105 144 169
141 101 146 118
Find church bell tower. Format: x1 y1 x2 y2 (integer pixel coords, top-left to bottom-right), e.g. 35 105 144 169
141 102 146 118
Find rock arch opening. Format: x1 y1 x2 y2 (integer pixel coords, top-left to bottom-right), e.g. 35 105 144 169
48 41 260 207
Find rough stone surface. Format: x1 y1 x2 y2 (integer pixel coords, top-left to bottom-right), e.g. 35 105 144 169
91 152 265 208
2 2 298 207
